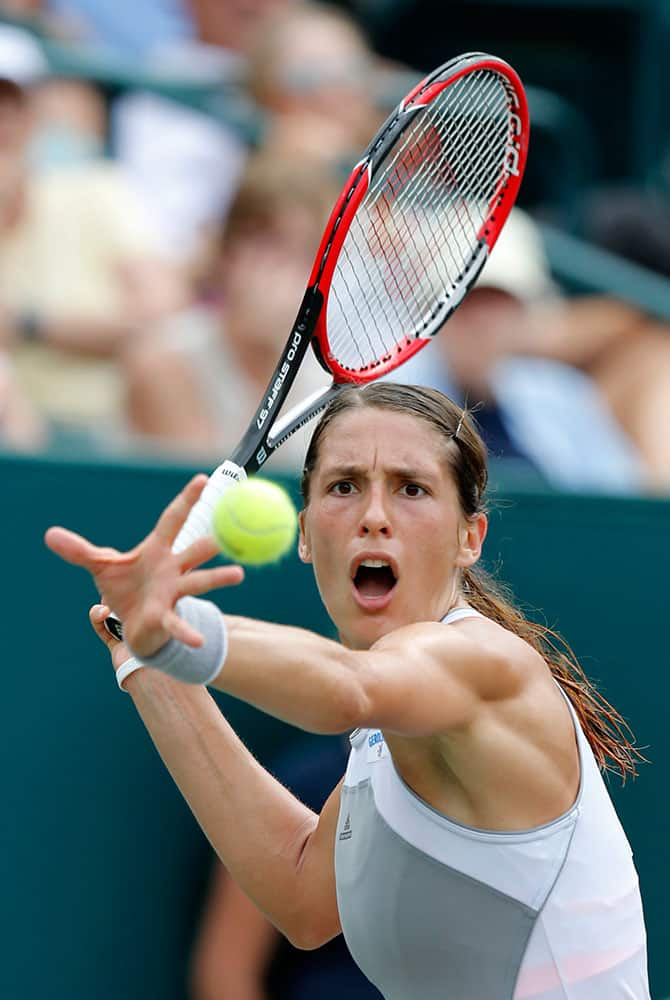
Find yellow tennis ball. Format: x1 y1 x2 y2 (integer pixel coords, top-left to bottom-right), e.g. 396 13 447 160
212 477 298 566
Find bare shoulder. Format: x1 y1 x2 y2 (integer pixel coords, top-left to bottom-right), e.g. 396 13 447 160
372 613 544 703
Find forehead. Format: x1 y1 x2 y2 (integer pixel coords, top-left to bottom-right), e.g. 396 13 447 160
316 406 450 472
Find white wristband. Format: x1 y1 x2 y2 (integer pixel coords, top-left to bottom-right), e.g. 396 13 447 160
116 656 144 691
126 598 228 686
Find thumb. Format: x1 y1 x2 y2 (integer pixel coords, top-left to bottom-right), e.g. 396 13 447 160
90 604 133 671
89 604 119 650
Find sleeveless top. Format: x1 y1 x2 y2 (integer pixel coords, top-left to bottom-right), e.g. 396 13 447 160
334 607 650 999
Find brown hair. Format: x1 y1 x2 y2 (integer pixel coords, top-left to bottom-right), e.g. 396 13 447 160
301 382 643 781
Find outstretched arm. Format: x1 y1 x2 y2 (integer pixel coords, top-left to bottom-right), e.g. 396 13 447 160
88 607 343 950
47 475 522 738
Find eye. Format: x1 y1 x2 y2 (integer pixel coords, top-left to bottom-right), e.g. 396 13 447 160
400 482 427 498
330 480 358 496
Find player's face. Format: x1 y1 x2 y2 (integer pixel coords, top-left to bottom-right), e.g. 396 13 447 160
299 408 486 650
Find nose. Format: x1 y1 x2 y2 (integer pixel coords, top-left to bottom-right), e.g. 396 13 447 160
358 486 391 537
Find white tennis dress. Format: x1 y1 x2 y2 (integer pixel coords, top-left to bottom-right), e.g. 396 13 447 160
334 607 650 999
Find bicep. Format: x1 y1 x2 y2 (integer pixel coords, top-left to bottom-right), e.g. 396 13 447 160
293 778 344 949
356 624 524 736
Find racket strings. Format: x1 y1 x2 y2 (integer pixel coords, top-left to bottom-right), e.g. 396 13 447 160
326 69 515 370
403 79 510 302
365 72 507 330
337 73 508 361
389 73 504 237
378 72 508 281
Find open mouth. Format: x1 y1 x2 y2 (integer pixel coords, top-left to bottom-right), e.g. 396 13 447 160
352 559 398 600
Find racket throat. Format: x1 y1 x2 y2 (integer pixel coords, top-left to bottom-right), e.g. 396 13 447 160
266 383 344 451
231 286 323 473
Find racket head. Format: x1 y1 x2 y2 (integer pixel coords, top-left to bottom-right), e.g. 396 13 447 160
307 52 529 383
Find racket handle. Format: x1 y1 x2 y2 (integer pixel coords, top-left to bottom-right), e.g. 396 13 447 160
103 460 246 642
173 460 246 553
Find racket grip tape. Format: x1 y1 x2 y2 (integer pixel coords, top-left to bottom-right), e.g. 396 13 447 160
173 460 246 553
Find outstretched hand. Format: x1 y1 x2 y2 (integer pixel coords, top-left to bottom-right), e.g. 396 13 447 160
45 475 244 658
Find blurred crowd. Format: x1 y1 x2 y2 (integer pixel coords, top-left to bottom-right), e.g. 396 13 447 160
1 0 670 493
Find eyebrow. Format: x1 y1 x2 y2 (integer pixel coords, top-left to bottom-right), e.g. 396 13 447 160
319 463 438 483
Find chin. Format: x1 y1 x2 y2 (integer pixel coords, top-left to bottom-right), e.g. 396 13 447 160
342 612 398 651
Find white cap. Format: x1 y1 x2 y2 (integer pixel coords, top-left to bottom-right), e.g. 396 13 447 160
477 207 554 302
0 24 49 88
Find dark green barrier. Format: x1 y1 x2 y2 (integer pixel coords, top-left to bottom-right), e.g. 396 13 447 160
3 453 668 998
482 486 670 999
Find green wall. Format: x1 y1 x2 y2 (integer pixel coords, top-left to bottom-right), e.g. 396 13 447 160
3 453 668 998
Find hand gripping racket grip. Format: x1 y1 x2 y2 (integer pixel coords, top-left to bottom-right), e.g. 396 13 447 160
103 460 246 642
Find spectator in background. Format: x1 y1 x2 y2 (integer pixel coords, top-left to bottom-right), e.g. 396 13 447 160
587 310 670 490
0 24 189 448
190 736 382 1000
0 25 46 448
39 0 195 56
245 1 381 178
567 183 670 488
27 73 107 170
0 351 46 449
124 153 333 469
112 0 385 266
396 208 645 493
109 0 289 266
579 184 670 281
447 192 670 492
481 285 670 492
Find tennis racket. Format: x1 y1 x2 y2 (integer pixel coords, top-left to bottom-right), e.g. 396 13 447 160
105 50 528 641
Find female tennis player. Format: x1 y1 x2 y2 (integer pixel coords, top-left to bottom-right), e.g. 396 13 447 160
45 383 650 999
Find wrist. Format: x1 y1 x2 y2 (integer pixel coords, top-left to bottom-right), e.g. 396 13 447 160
116 656 145 691
126 598 228 687
125 628 172 661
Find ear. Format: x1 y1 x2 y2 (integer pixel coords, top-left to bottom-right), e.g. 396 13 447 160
455 512 487 568
297 510 312 564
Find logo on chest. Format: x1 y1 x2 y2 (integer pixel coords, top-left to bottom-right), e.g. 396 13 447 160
366 730 389 763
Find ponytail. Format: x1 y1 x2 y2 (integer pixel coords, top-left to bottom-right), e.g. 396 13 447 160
463 566 645 781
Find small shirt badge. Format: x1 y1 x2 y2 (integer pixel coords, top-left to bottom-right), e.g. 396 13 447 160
366 730 389 763
339 813 353 841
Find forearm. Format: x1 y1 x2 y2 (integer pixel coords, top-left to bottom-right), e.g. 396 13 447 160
124 668 320 938
214 616 365 734
517 298 644 369
25 314 134 356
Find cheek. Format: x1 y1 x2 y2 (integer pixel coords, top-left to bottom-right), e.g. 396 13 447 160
412 515 462 562
300 507 337 561
308 529 340 569
304 513 352 591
